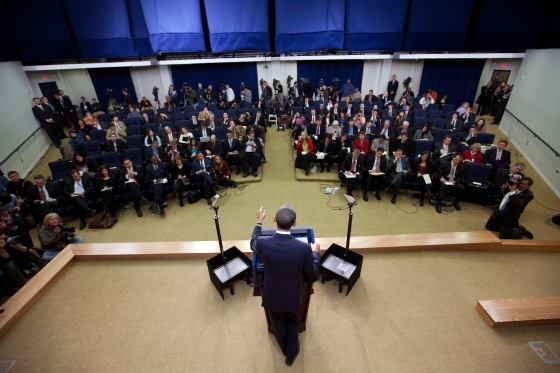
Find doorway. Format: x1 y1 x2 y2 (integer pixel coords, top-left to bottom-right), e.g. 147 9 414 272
38 81 60 104
491 70 511 86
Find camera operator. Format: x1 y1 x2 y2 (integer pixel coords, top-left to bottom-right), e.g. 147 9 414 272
224 83 235 108
262 81 273 110
196 83 205 104
122 88 136 109
273 80 284 107
38 213 82 261
0 229 46 287
485 177 534 239
0 211 35 250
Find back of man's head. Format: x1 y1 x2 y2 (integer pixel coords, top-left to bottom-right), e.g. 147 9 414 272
275 205 296 230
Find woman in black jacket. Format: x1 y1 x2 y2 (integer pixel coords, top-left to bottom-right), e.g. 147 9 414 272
412 150 434 206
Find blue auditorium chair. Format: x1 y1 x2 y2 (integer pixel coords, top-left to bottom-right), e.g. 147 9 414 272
89 130 106 143
429 110 442 121
174 113 185 121
128 117 141 127
292 106 302 115
477 133 495 145
100 152 121 170
414 141 433 158
145 123 159 136
124 148 143 167
413 117 428 130
171 107 182 116
81 141 103 157
157 108 167 115
176 120 189 132
381 116 394 126
427 104 440 111
414 109 426 118
128 126 142 136
115 112 126 122
442 104 455 113
431 118 446 129
434 129 451 144
127 135 143 149
215 126 227 141
144 109 155 117
49 160 72 180
208 103 217 112
227 109 237 118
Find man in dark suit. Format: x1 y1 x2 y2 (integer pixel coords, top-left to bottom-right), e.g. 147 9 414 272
140 112 153 127
42 97 68 138
382 103 397 117
459 126 479 146
239 132 263 177
332 133 353 170
122 88 136 108
364 90 375 103
385 149 411 204
90 98 104 117
65 170 97 230
191 151 215 205
315 133 335 172
341 149 364 197
250 204 321 366
394 121 413 141
445 112 464 133
202 135 223 159
252 111 266 127
166 140 184 163
392 133 414 158
363 148 387 201
387 75 399 101
53 92 78 128
145 156 168 215
79 97 91 114
483 140 511 170
222 131 241 174
436 153 466 213
31 98 62 146
375 121 394 140
161 125 178 147
485 177 534 239
26 175 62 222
433 135 456 171
459 107 475 127
144 141 166 162
316 103 327 118
120 158 147 217
105 133 126 155
194 123 214 141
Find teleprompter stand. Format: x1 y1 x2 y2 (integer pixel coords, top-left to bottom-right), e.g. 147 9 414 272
206 196 252 300
319 194 363 295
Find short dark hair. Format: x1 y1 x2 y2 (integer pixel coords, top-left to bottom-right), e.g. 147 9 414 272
453 152 464 159
122 158 131 163
70 169 80 176
98 165 109 174
499 140 508 146
521 176 533 186
275 205 296 230
443 135 453 141
376 147 385 153
379 135 387 140
34 174 45 180
7 171 18 177
33 97 40 101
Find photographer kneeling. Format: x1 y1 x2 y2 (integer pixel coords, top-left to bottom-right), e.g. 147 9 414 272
0 229 47 288
37 213 82 261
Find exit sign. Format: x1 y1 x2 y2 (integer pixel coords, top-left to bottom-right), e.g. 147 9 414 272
500 63 506 69
43 75 49 81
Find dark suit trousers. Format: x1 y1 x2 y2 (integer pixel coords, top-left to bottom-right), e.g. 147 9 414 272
365 174 386 193
240 152 261 173
298 152 312 170
344 174 362 193
268 310 301 358
194 173 213 198
37 201 60 221
124 183 143 211
224 153 240 170
437 182 465 201
41 123 61 146
70 196 92 220
388 172 407 195
485 212 522 239
150 183 165 207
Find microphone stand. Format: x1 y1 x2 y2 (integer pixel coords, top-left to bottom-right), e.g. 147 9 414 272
212 204 226 261
344 200 354 258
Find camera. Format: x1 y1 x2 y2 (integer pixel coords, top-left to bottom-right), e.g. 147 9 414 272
106 88 114 99
332 77 340 89
182 83 189 94
152 86 160 101
403 77 413 87
273 79 279 85
5 219 21 227
318 78 325 87
57 223 76 233
5 236 21 246
507 179 518 186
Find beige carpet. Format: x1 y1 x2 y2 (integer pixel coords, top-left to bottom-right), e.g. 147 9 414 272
0 252 559 372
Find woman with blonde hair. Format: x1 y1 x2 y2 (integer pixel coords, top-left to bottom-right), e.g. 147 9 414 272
37 213 82 261
463 143 483 164
456 102 470 115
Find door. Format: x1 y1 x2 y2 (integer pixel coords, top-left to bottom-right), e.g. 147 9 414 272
491 70 511 86
38 81 59 104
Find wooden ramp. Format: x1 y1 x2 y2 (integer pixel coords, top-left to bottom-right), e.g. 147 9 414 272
476 296 560 328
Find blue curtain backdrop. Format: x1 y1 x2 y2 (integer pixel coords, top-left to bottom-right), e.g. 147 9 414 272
419 60 485 108
0 16 20 62
126 0 154 56
539 1 560 48
203 0 269 52
275 0 345 53
344 0 409 51
170 63 258 103
88 68 138 110
297 61 364 94
403 0 476 51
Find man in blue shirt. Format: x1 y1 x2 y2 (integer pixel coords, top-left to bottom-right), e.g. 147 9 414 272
338 79 355 105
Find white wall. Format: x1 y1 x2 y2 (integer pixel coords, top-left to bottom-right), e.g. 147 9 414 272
499 49 560 198
256 60 297 99
130 66 165 102
485 58 523 86
26 71 65 98
361 60 423 98
1 62 51 177
61 69 96 102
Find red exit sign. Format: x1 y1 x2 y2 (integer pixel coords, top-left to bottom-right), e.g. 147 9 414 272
500 63 506 69
43 75 49 81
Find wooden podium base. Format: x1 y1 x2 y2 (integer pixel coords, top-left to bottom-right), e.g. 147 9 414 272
260 282 314 333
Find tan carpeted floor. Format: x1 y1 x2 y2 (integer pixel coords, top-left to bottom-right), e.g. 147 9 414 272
0 252 559 372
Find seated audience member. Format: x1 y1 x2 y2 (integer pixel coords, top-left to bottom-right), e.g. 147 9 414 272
456 102 469 116
171 155 190 207
353 112 366 127
252 111 266 128
1 210 37 251
38 213 82 260
0 193 19 214
290 112 306 130
394 121 413 141
435 153 466 213
65 170 96 230
91 116 103 131
97 165 118 219
195 122 214 141
370 134 389 154
364 90 375 103
76 119 93 140
460 126 479 146
463 143 483 164
164 95 177 112
26 175 62 222
198 107 213 121
412 151 434 206
327 120 342 139
106 123 127 142
79 97 91 114
414 124 434 141
178 127 194 144
485 177 534 239
145 156 168 215
380 91 391 107
351 87 362 101
105 133 127 155
212 155 237 189
127 106 141 121
107 98 120 115
424 89 438 102
227 120 245 141
475 118 486 133
333 132 353 170
83 112 95 125
445 112 463 133
363 121 376 139
90 98 105 118
345 119 360 137
403 105 413 120
186 138 200 161
438 94 448 107
68 130 85 148
145 141 166 163
353 131 370 157
139 96 153 112
459 106 475 126
192 151 215 205
376 120 394 139
239 132 263 178
161 126 178 147
140 112 153 126
494 162 526 188
237 113 249 127
166 140 184 164
206 114 221 130
109 114 127 132
72 152 97 178
323 112 333 127
120 158 147 217
0 228 46 287
385 148 411 204
6 171 32 200
341 149 364 197
419 93 434 109
203 135 222 160
369 108 381 126
396 98 408 112
382 103 397 117
144 129 161 147
394 111 406 128
223 131 241 175
296 132 314 175
363 147 387 202
393 133 414 158
156 112 174 130
433 135 455 170
315 133 335 173
484 140 511 170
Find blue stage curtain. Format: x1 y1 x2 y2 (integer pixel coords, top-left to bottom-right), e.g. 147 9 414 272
419 60 485 108
126 0 153 56
63 0 137 58
275 0 345 53
88 68 138 110
139 0 206 53
344 0 408 51
203 0 269 52
0 17 20 62
170 63 258 103
297 61 364 94
2 0 79 61
464 0 549 51
539 1 560 48
403 0 476 51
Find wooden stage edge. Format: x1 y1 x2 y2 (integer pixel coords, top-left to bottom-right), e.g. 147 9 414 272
0 231 558 339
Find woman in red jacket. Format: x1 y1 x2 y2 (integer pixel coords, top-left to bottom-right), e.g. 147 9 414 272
296 132 315 175
463 143 483 164
212 155 238 189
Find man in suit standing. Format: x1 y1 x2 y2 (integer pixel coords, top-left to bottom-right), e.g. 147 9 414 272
387 75 399 101
363 148 387 201
65 170 97 230
222 131 241 174
105 133 126 155
26 175 62 222
250 205 321 366
385 148 411 204
483 140 511 170
436 153 466 213
120 158 147 217
53 92 78 128
341 149 364 197
31 98 62 146
192 151 215 205
485 177 534 239
145 156 168 215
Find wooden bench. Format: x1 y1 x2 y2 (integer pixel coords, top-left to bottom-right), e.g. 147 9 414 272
476 296 560 328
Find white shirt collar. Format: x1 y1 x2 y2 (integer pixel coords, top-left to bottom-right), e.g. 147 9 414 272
276 230 291 235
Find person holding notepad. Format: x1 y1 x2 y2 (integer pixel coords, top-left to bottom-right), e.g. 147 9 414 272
436 153 466 213
363 148 387 201
341 149 364 197
296 132 315 175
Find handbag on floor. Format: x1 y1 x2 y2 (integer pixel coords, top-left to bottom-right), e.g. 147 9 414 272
186 190 201 204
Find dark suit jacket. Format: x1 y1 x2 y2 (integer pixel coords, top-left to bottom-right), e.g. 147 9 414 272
7 180 33 199
413 157 434 176
438 161 466 183
194 127 214 140
64 175 96 199
252 116 266 127
145 163 169 182
316 139 335 156
433 143 456 160
375 126 395 139
80 101 91 113
382 108 397 117
341 155 365 173
161 132 178 147
459 133 479 146
387 80 399 95
166 145 185 159
250 225 320 313
393 139 414 157
118 166 146 186
459 113 476 124
26 182 62 206
387 156 411 175
394 126 413 140
191 157 213 174
105 139 127 153
90 103 103 113
240 138 263 155
32 105 54 125
144 146 166 161
140 117 154 126
202 140 223 156
445 119 464 132
483 148 511 170
497 189 534 226
364 94 375 102
222 138 240 155
365 154 387 173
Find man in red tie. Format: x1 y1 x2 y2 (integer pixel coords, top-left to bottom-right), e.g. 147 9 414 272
341 149 364 197
436 153 466 213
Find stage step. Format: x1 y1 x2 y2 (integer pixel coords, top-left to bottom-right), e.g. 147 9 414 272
476 296 560 328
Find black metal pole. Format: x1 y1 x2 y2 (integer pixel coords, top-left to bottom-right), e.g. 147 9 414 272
213 206 225 260
345 202 353 258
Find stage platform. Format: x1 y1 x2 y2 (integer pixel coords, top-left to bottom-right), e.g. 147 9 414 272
477 296 560 328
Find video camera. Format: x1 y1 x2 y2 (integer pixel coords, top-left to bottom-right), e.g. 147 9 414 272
5 219 21 227
332 77 340 89
403 77 413 87
106 88 114 99
152 86 159 100
57 223 76 233
182 83 189 94
5 236 21 246
286 75 293 88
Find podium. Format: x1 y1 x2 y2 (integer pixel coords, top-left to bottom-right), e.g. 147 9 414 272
252 226 315 333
